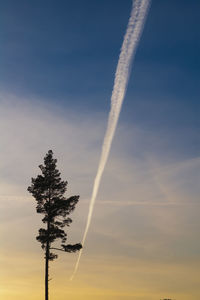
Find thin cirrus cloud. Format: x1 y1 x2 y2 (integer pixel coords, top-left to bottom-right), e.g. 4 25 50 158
0 94 199 299
0 94 199 208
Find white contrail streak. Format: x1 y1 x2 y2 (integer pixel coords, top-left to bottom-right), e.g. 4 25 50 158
70 0 150 280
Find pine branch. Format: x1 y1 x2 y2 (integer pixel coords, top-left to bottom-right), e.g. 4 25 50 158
50 247 66 252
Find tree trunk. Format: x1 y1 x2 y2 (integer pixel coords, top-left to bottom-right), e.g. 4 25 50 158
45 248 49 300
45 221 50 300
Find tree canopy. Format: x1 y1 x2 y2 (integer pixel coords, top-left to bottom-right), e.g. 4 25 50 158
28 150 82 300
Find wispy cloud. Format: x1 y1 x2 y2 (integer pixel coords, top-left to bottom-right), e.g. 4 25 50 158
0 94 199 299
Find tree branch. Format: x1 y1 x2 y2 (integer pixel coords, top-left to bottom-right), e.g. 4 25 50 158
50 247 66 252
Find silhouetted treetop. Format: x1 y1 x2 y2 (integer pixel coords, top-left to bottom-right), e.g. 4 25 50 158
28 150 82 300
28 150 82 259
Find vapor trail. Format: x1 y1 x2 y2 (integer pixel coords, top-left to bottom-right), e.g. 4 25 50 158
70 0 150 280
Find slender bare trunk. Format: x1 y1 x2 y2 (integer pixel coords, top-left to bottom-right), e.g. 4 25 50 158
45 221 50 300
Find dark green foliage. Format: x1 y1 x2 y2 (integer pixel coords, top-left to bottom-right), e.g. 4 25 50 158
28 150 82 261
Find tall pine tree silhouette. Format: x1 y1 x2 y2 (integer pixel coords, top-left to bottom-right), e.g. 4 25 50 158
28 150 82 300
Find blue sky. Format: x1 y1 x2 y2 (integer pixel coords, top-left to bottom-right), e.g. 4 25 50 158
0 2 200 299
0 0 199 162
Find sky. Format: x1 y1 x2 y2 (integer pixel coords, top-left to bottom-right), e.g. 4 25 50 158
0 0 200 299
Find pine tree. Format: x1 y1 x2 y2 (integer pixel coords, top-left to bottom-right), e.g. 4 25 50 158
28 150 82 300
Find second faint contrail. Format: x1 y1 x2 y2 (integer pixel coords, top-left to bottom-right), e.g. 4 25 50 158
70 0 150 280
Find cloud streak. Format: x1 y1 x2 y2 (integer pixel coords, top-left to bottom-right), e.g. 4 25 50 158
71 0 151 280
